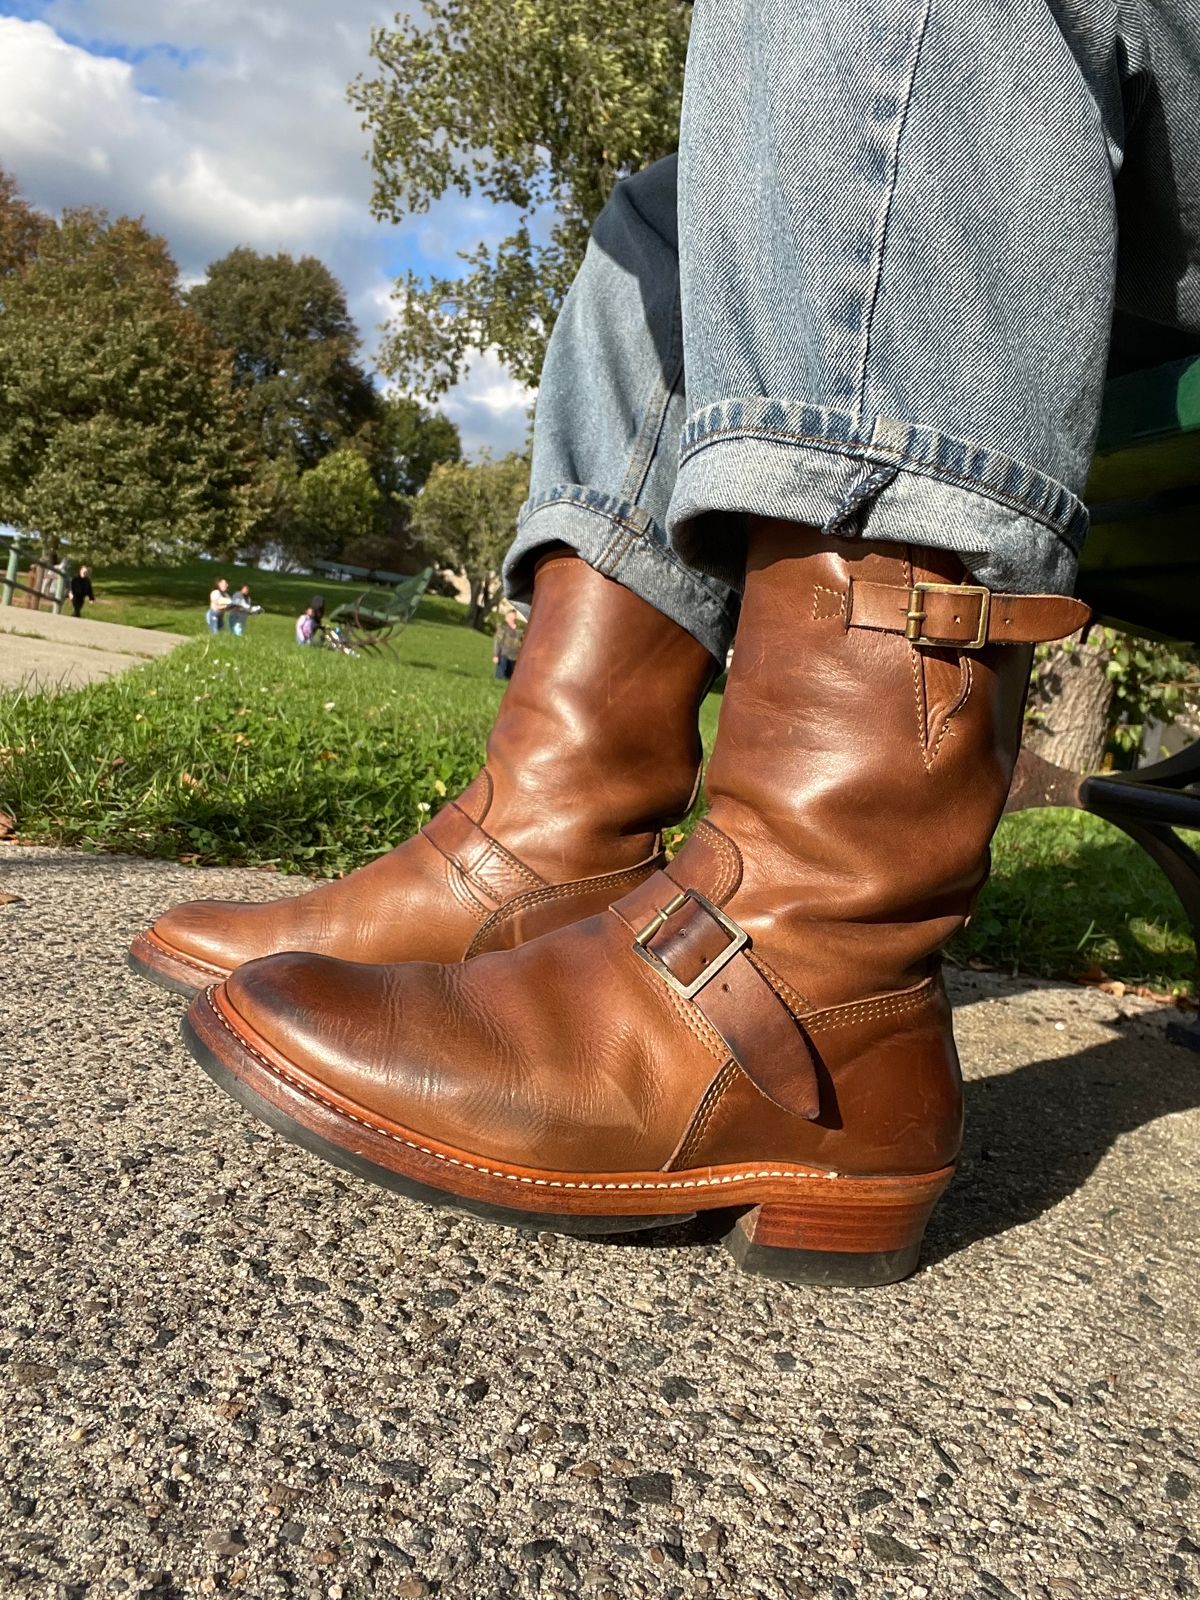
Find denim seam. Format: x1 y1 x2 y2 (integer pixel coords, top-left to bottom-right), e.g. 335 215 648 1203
620 281 685 508
520 493 740 628
678 427 1086 548
854 0 934 418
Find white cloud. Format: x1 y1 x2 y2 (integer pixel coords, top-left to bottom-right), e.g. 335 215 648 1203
440 349 534 458
0 7 535 458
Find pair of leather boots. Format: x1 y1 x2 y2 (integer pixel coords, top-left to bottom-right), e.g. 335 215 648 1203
133 524 1086 1285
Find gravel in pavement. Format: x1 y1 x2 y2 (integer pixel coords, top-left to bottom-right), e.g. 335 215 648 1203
2 843 1198 1600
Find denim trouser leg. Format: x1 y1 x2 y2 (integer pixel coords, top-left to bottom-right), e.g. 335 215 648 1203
505 158 739 662
668 0 1147 596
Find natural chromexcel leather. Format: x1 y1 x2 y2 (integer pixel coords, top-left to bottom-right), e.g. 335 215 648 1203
138 551 716 984
199 522 1089 1198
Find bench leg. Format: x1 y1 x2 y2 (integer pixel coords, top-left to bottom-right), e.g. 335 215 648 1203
1080 737 1200 1053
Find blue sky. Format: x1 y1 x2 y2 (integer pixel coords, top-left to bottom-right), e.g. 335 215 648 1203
0 1 533 455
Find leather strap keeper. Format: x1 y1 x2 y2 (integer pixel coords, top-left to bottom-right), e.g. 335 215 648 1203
613 874 820 1121
846 579 1090 648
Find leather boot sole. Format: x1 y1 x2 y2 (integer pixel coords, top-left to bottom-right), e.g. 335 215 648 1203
128 929 229 999
183 985 953 1285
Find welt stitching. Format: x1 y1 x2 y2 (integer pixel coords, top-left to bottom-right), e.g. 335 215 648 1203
204 992 890 1193
143 938 229 979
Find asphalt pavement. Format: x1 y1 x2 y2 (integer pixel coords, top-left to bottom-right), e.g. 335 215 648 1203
2 842 1198 1600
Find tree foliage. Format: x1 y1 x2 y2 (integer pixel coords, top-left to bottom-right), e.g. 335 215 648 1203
408 453 530 625
0 168 48 278
294 448 384 560
187 249 378 472
0 198 264 563
187 249 461 565
350 0 690 395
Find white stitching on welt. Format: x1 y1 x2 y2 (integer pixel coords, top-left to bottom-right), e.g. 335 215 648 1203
202 992 840 1193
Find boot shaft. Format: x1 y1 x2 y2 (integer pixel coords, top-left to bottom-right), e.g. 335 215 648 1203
699 520 1076 1006
477 550 717 880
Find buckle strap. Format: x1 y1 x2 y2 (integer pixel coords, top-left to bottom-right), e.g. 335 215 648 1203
847 580 1090 649
615 877 820 1121
422 802 546 909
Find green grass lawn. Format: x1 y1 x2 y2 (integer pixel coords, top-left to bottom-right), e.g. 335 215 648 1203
1 564 1195 995
83 556 465 645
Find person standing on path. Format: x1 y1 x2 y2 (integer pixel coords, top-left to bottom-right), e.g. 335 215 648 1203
206 578 231 634
68 566 94 619
492 603 523 680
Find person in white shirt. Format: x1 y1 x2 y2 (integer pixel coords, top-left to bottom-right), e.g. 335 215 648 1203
206 577 231 633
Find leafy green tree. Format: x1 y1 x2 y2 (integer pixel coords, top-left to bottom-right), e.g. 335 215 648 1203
187 249 378 472
0 208 264 562
294 449 384 563
408 453 530 626
0 166 48 279
360 393 462 501
350 0 690 395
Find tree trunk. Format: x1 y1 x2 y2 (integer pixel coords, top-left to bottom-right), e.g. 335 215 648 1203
1023 629 1115 773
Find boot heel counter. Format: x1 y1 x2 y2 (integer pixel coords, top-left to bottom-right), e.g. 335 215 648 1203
676 978 963 1177
805 978 963 1173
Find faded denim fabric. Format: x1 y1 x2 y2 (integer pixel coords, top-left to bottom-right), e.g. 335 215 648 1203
509 0 1199 656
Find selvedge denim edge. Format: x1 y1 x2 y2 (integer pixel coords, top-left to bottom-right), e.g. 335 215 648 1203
669 399 1090 597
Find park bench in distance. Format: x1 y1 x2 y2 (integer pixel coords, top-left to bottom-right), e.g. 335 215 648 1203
312 563 434 655
1009 354 1200 1049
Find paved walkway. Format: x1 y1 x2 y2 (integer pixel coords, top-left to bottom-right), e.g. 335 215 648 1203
1 844 1198 1599
0 608 188 693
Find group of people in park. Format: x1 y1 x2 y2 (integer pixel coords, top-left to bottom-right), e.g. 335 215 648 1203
205 576 261 635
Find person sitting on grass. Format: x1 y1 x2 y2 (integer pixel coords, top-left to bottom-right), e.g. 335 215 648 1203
206 577 231 633
68 565 94 619
295 595 326 646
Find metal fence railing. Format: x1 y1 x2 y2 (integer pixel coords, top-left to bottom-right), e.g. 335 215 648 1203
0 533 68 612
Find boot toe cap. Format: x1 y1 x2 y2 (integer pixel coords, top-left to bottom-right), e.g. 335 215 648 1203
152 899 252 975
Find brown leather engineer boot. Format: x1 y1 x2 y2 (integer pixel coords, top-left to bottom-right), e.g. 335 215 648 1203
131 550 716 996
184 522 1087 1285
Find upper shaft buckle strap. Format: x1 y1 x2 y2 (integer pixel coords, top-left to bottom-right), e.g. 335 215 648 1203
905 582 990 649
632 888 748 1000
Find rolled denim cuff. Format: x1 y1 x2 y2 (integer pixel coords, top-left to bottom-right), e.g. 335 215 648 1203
507 485 738 661
667 400 1090 597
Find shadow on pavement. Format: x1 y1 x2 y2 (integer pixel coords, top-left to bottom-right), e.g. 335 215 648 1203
592 1027 1200 1268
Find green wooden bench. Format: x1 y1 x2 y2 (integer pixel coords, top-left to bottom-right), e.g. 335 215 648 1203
324 566 433 655
1013 355 1200 1048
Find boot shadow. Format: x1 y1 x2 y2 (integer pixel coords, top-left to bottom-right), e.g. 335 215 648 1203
573 1022 1200 1267
923 1023 1200 1264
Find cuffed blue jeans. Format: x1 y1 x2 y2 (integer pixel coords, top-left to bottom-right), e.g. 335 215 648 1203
507 0 1200 660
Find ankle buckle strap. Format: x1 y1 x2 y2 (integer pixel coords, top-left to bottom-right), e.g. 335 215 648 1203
632 888 748 999
905 582 990 649
847 579 1089 647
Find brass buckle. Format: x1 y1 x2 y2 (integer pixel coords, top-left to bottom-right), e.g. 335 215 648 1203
904 582 991 649
631 888 749 1000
